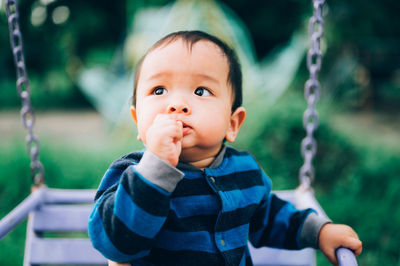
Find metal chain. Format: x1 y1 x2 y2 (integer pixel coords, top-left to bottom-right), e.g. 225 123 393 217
6 0 44 186
299 0 325 190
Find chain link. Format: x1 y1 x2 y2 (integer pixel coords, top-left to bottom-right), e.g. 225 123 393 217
299 0 325 190
6 0 44 186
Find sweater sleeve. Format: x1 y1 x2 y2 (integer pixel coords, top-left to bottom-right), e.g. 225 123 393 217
88 151 184 262
248 170 329 250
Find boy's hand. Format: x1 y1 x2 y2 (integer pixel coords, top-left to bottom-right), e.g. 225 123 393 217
145 114 183 167
319 223 362 265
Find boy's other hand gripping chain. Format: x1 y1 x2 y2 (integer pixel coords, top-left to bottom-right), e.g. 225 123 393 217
319 223 363 265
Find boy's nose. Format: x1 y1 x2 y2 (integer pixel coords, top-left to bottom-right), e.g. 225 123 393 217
167 103 191 114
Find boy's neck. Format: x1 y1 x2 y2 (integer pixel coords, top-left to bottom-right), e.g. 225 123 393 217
189 157 216 169
179 145 226 170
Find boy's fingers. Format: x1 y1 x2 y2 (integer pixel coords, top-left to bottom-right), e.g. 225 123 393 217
176 120 183 132
336 225 362 256
349 238 362 256
175 121 183 139
151 116 181 135
345 237 362 253
338 238 362 259
354 247 362 256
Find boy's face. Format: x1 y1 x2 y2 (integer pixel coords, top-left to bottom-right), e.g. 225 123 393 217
131 39 246 163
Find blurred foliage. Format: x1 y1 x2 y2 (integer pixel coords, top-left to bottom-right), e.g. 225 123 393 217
1 0 400 265
1 0 399 111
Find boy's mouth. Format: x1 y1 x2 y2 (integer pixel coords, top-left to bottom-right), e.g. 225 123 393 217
180 121 192 136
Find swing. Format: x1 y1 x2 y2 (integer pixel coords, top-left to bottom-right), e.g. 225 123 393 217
0 0 357 265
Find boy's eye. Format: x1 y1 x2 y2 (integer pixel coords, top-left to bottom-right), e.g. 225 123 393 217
152 87 167 95
194 87 211 97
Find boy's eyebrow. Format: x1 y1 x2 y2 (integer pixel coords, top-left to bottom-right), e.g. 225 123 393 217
194 73 221 85
146 72 221 85
144 72 169 81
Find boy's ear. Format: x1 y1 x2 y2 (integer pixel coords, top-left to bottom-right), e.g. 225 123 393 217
130 106 142 141
225 107 246 143
130 106 138 124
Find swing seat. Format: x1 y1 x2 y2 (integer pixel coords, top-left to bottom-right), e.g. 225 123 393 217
20 187 325 266
22 187 107 266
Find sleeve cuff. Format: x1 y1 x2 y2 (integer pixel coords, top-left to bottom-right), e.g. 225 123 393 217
299 212 332 249
133 150 184 193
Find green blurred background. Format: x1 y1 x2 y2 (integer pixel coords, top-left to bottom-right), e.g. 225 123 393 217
0 0 399 265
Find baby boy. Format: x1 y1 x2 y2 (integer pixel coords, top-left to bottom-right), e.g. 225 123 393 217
88 31 362 265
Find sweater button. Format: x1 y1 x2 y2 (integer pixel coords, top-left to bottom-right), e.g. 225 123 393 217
220 239 226 246
210 176 215 183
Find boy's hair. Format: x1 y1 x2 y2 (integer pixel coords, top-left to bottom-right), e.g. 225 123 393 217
132 30 243 112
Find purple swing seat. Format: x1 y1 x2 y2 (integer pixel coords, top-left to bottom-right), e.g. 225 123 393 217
22 187 107 265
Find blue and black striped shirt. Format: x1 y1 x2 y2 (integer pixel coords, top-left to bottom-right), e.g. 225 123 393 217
89 146 323 265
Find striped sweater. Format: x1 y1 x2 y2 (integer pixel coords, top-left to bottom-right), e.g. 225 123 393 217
88 146 329 265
